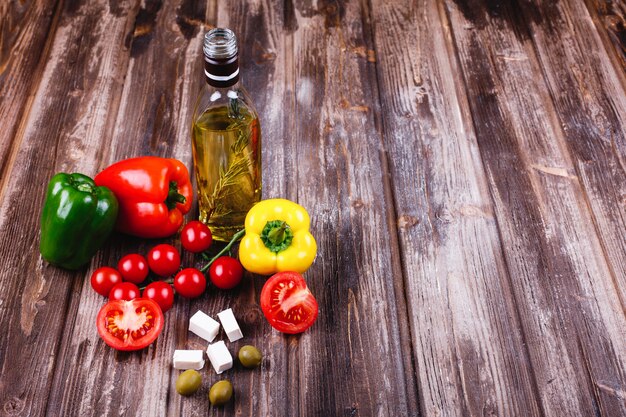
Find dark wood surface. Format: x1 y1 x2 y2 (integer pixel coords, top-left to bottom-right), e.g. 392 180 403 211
1 0 625 416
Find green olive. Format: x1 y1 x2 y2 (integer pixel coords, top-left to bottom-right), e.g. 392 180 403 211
209 380 233 406
175 369 202 396
238 345 262 368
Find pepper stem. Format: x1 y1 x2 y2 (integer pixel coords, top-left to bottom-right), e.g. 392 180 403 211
166 181 186 210
267 221 287 246
199 229 245 273
260 220 294 253
76 183 94 193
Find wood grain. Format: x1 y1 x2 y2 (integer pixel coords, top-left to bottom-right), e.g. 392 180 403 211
444 0 626 415
0 0 61 198
0 1 141 416
215 0 420 415
521 0 626 342
183 1 294 416
367 0 541 415
44 0 209 416
1 0 626 415
585 0 626 77
292 0 423 413
505 1 626 413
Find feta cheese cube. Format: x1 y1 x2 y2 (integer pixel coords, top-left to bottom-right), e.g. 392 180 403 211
189 310 220 342
206 341 233 374
217 308 243 342
173 350 205 370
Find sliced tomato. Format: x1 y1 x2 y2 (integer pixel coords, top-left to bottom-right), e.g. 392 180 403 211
96 298 164 351
260 271 318 334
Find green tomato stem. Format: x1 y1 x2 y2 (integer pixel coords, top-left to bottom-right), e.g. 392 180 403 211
199 229 245 273
139 277 174 291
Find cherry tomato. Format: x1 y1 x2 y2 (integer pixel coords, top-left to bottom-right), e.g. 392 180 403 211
90 267 123 297
143 281 175 312
117 254 149 284
181 221 213 253
147 244 181 277
209 256 243 289
109 282 141 301
174 268 206 298
96 298 164 351
260 271 318 334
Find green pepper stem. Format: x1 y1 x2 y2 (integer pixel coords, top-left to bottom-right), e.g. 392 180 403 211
76 183 94 193
260 220 293 253
199 229 245 273
267 221 287 246
166 181 186 210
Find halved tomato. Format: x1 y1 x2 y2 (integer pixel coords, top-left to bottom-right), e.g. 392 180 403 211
96 298 164 351
260 271 319 334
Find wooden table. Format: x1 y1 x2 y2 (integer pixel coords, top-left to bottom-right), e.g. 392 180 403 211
1 0 626 416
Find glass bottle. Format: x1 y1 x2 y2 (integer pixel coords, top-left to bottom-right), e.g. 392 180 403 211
191 28 262 241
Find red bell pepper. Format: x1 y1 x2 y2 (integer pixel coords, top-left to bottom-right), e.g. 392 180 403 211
94 157 192 238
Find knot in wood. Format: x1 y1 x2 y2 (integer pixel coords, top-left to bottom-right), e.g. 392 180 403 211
243 307 263 326
3 397 25 415
397 215 418 229
344 402 359 416
351 199 364 209
436 208 454 224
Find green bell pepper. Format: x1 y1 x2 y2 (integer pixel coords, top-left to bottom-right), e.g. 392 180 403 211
40 173 118 270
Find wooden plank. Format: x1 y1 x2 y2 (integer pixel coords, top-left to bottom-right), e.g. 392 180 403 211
290 0 420 414
43 0 211 416
518 0 626 412
0 0 61 197
367 0 543 415
443 0 626 415
523 0 626 337
169 1 424 416
177 1 294 416
584 0 626 78
213 0 420 415
0 1 140 416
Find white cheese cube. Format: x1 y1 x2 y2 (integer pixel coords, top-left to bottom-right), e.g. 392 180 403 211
206 341 233 374
217 308 243 342
173 350 205 370
189 310 220 342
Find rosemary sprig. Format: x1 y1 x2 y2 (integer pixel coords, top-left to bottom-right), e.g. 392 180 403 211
208 156 249 205
205 96 253 221
228 96 240 119
230 126 250 154
205 129 252 219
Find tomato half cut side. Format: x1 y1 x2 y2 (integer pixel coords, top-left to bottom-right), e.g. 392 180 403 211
96 298 164 351
260 271 319 334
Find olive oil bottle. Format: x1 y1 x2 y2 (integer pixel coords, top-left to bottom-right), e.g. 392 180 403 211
191 28 261 241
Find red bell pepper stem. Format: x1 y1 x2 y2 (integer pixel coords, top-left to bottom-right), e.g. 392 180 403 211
200 229 245 273
166 181 187 210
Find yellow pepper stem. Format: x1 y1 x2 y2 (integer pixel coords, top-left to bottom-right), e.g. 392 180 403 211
268 221 287 244
261 220 294 253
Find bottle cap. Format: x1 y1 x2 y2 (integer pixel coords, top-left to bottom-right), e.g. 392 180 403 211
203 28 239 87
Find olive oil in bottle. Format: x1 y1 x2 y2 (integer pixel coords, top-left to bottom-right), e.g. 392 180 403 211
191 28 262 241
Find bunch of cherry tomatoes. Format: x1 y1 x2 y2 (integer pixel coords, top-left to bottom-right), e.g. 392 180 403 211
90 221 244 313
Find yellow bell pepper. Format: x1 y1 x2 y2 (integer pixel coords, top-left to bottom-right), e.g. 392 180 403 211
239 199 317 275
